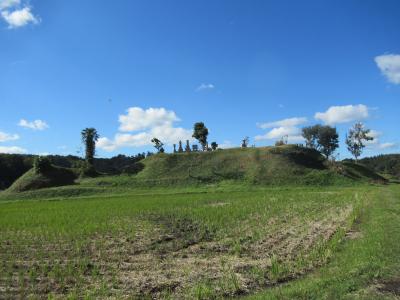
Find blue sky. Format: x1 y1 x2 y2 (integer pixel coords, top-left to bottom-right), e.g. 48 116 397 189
1 0 400 159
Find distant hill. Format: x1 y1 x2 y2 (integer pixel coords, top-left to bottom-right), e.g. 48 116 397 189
353 154 400 178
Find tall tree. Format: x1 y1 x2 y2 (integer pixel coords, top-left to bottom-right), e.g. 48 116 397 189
302 125 322 148
345 122 373 162
151 138 165 153
301 125 339 158
317 126 339 158
192 122 209 151
81 128 99 166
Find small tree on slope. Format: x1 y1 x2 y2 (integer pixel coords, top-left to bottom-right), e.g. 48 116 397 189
345 122 373 162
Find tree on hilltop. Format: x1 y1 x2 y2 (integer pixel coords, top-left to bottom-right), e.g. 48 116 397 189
301 125 339 159
211 142 218 151
192 122 209 151
241 137 249 148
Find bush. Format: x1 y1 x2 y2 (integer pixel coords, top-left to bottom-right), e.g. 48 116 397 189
33 156 52 174
80 163 99 178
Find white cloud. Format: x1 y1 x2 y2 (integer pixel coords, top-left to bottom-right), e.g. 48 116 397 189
378 142 396 150
0 0 20 9
255 126 304 143
218 140 236 149
255 116 307 143
375 54 400 85
98 107 193 152
1 6 39 28
196 83 215 92
0 146 27 154
365 129 396 150
18 119 49 130
257 117 307 129
365 130 381 145
315 104 369 125
119 107 179 132
0 131 19 142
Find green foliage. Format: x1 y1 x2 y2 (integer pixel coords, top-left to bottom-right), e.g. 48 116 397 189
81 128 99 166
0 154 32 189
345 122 373 161
356 154 400 178
302 124 339 158
211 141 218 151
33 156 52 174
192 122 209 151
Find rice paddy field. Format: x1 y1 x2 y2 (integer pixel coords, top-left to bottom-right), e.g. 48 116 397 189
0 184 399 299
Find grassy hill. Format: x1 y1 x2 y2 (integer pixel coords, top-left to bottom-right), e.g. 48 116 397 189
134 145 385 186
1 145 386 197
6 165 77 193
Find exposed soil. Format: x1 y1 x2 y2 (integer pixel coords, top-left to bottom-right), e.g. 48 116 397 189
377 279 400 296
0 205 355 299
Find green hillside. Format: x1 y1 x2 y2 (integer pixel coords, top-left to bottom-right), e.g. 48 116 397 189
2 145 386 196
135 145 385 186
6 165 77 193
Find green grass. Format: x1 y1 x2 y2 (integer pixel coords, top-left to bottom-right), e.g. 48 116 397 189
246 185 400 299
0 146 396 298
1 182 398 298
5 165 76 193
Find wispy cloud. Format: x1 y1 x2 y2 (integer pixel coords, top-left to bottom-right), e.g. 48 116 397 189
0 131 19 142
18 119 49 130
196 83 215 92
0 0 19 10
378 142 396 150
365 130 397 150
315 104 369 125
257 117 307 129
375 54 400 85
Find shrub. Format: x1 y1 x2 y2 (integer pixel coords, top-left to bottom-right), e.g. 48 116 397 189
33 156 52 174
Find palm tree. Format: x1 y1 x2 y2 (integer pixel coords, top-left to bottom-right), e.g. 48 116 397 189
81 128 99 166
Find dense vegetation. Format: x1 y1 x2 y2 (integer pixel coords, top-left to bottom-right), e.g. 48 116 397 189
356 154 400 178
0 153 148 190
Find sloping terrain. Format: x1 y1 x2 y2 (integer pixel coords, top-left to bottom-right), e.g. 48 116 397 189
135 145 383 186
6 166 77 193
1 145 386 196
